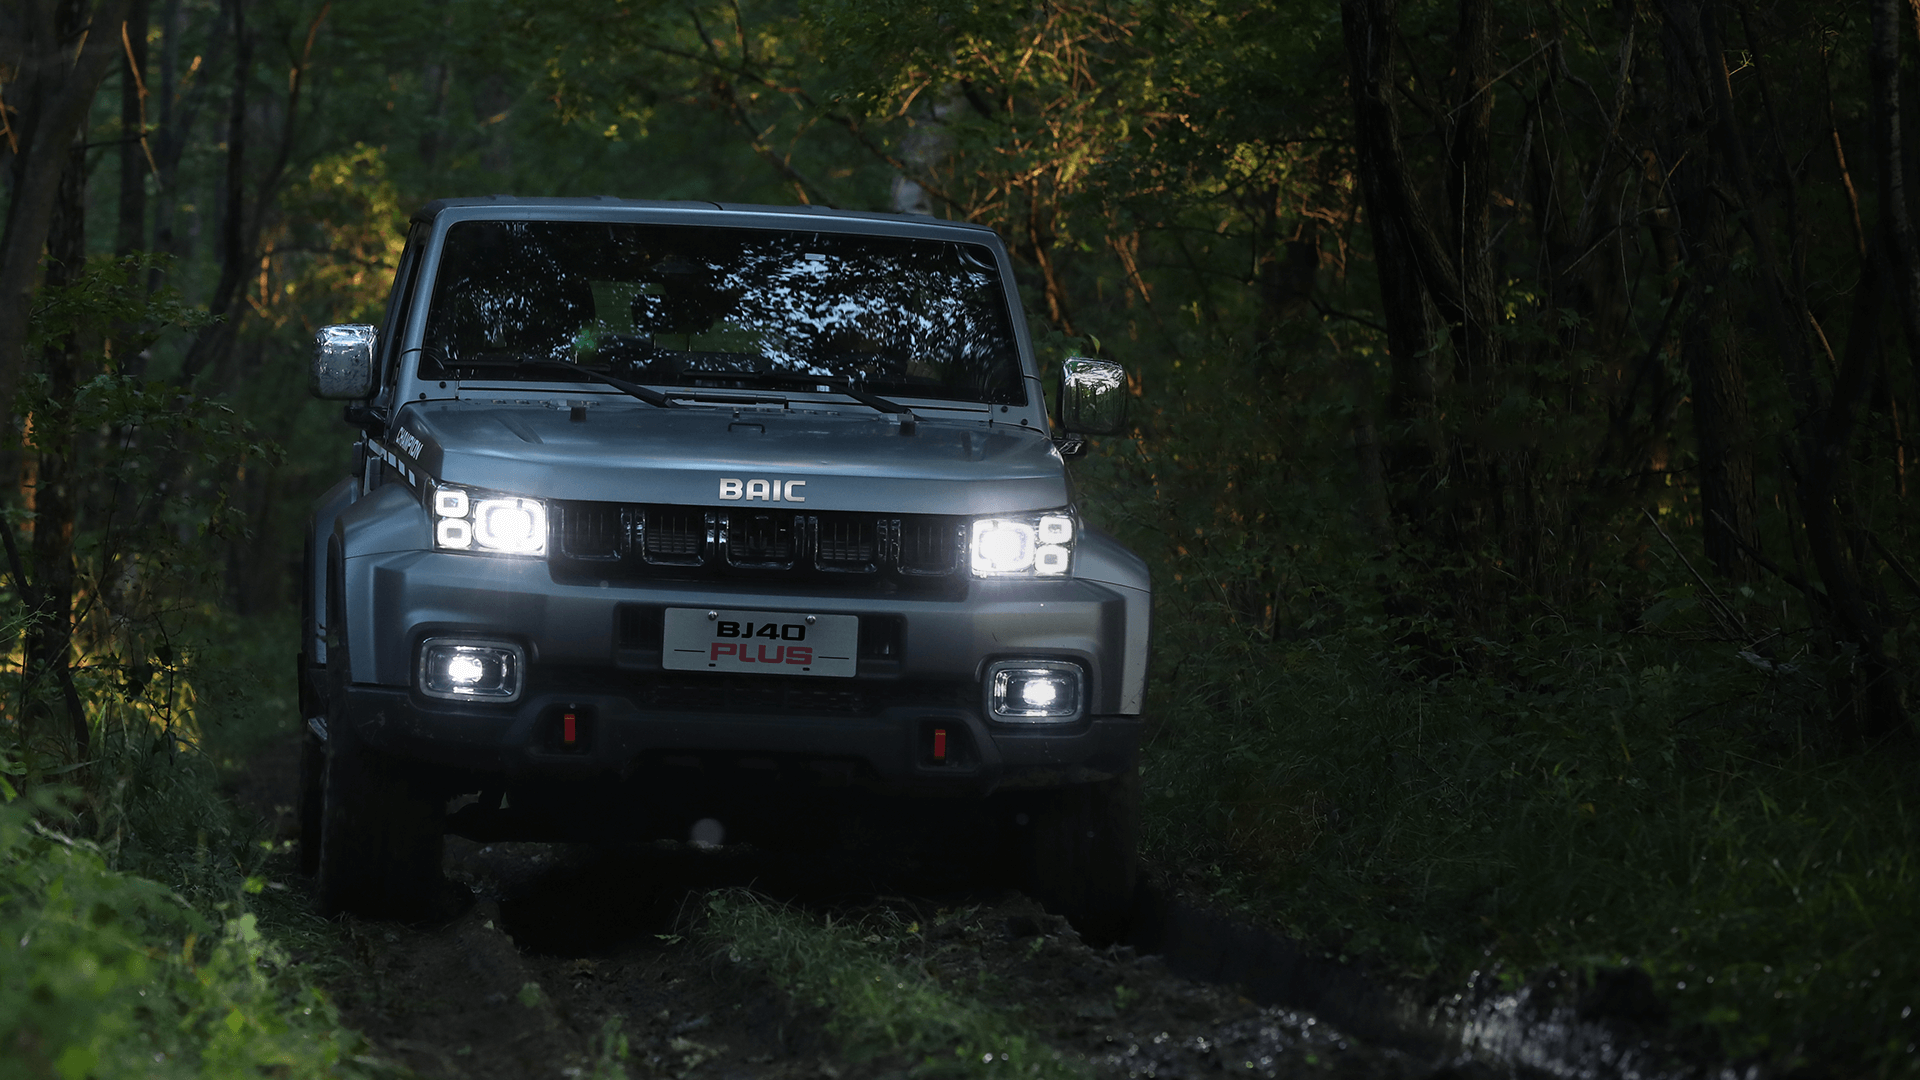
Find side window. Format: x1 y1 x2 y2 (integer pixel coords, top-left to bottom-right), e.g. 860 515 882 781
376 223 430 396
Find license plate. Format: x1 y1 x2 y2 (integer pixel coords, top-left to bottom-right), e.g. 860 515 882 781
661 608 858 678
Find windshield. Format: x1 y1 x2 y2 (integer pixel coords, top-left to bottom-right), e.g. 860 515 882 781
418 220 1026 406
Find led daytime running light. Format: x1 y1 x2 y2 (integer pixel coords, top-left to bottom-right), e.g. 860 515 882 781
970 511 1075 577
431 482 548 556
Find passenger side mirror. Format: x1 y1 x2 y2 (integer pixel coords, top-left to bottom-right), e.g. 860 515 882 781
311 324 377 399
1056 356 1127 435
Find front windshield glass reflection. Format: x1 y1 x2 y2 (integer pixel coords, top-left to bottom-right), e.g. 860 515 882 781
420 220 1025 405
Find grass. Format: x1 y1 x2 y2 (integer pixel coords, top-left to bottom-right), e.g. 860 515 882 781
1124 566 1920 1075
0 793 380 1078
702 890 1086 1080
1 611 385 1078
1054 358 1920 1076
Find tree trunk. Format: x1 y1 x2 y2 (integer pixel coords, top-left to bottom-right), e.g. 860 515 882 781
22 128 90 763
1443 0 1500 387
1655 0 1759 581
1661 0 1909 738
176 0 251 384
115 0 150 258
1340 0 1446 524
1871 0 1920 407
0 0 137 429
1801 260 1909 740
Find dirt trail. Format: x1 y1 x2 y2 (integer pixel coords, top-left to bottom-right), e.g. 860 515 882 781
229 735 1480 1080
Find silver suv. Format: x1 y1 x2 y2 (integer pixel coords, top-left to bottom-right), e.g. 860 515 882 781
297 198 1149 935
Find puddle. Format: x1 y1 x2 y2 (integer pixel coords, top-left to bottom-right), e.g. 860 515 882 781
1125 882 1763 1080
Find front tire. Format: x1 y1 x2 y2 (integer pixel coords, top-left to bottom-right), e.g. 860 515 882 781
1022 768 1140 944
312 704 447 919
297 724 324 877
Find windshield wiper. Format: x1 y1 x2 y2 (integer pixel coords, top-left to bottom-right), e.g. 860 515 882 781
743 373 918 432
837 385 917 432
402 348 675 409
515 360 674 408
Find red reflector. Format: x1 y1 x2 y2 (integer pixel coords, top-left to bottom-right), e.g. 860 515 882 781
563 712 577 744
932 728 947 762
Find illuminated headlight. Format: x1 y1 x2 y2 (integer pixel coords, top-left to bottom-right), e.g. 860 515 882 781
418 638 525 701
430 482 547 556
986 659 1083 722
970 512 1075 577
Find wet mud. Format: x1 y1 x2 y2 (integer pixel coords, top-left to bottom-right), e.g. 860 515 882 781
229 735 1727 1080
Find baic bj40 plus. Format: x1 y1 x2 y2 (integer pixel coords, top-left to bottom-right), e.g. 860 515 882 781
299 197 1150 934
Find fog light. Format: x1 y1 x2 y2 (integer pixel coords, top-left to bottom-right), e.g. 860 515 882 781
418 638 525 701
986 660 1083 722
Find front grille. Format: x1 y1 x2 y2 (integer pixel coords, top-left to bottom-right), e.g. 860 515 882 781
553 502 967 593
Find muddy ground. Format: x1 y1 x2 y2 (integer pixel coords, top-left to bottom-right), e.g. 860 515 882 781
230 735 1495 1080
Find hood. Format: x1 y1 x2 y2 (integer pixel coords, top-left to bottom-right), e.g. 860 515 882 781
390 399 1069 514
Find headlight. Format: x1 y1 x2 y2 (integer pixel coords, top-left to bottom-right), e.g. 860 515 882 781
970 511 1074 577
430 482 547 556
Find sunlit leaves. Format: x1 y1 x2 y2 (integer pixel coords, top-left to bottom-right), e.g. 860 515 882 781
273 143 409 328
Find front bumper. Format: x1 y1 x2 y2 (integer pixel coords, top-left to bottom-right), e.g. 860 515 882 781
330 547 1146 793
339 682 1140 794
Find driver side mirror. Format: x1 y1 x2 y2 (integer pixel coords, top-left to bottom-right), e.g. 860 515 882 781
311 324 377 399
1056 356 1127 435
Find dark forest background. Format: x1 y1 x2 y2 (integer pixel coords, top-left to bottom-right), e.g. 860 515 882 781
3 0 1918 1073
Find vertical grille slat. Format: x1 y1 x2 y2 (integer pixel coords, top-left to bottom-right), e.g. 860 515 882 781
641 509 709 565
724 512 796 569
900 518 962 575
559 504 624 560
815 514 878 572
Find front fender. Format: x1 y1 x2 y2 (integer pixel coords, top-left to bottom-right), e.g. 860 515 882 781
305 475 358 668
1074 529 1151 714
332 482 431 685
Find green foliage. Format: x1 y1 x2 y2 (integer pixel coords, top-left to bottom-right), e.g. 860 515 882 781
1064 302 1918 1072
1122 536 1920 1074
705 891 1085 1080
27 4 1912 1077
587 1014 633 1080
0 792 376 1078
5 247 373 1075
7 253 284 776
23 253 213 359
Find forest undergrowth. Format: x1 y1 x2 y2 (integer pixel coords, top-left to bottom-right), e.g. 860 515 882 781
1072 382 1920 1077
0 613 383 1077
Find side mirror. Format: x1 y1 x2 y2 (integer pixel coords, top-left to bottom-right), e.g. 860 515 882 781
311 324 377 399
1056 356 1127 435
